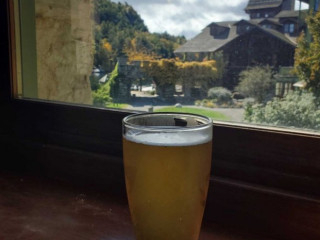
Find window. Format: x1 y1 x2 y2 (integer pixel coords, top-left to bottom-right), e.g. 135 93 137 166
284 23 295 33
2 1 320 238
4 0 320 150
289 23 295 32
8 0 320 133
262 24 271 29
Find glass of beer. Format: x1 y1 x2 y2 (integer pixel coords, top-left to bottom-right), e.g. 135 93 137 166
122 113 212 240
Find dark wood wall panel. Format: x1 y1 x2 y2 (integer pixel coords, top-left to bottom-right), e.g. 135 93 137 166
212 124 320 197
1 100 320 240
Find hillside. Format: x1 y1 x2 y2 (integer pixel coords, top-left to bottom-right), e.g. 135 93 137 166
93 0 186 72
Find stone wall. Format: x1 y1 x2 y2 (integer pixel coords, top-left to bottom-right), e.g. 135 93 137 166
35 0 93 104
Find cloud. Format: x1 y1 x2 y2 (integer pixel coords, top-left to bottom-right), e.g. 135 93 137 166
113 0 305 39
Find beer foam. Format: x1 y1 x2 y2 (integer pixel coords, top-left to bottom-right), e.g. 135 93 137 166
124 130 212 146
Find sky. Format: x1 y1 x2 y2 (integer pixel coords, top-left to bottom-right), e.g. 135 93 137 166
113 0 309 39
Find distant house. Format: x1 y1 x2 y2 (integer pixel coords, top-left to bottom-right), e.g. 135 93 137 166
98 74 109 84
174 0 307 89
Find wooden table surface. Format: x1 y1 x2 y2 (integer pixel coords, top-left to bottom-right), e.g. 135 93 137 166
0 171 274 240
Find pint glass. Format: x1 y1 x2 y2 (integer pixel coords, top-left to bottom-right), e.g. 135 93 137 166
122 113 213 240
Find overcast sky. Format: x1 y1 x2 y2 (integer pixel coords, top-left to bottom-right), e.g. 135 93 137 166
113 0 309 39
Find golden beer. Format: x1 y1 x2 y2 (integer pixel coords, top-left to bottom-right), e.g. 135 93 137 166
122 113 212 240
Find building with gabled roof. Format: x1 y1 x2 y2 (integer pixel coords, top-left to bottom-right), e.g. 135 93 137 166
174 0 307 88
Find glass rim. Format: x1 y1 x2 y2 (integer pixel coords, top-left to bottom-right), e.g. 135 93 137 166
122 112 212 132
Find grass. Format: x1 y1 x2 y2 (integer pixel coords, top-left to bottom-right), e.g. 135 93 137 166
155 106 229 121
106 103 129 109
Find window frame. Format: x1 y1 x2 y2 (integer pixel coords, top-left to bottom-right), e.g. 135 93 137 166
2 1 320 238
284 23 289 32
284 22 295 33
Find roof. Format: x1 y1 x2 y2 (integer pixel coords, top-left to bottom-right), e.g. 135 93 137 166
258 18 282 26
242 18 281 26
275 10 301 18
174 19 296 54
293 80 306 88
245 0 283 10
247 19 296 45
98 74 108 83
174 21 238 53
211 21 237 28
262 27 296 45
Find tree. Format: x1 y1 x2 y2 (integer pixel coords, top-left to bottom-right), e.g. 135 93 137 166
207 87 232 105
93 0 186 72
94 0 147 31
124 37 159 61
92 63 119 106
294 11 320 96
94 38 115 72
123 32 186 60
236 66 275 103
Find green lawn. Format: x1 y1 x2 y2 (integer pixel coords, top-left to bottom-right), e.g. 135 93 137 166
106 103 129 109
155 106 229 121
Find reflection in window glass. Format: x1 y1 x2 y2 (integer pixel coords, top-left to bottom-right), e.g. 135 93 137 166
13 0 320 131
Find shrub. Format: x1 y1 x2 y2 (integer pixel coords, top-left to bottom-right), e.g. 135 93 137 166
207 87 232 104
245 91 320 130
108 63 120 99
204 101 216 108
236 66 275 103
148 90 156 95
92 83 112 107
242 97 255 106
194 99 217 108
194 100 202 106
90 75 101 91
92 64 120 107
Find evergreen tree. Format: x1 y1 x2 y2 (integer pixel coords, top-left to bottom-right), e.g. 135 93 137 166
236 66 275 103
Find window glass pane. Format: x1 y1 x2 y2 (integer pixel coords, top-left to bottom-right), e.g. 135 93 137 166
12 0 320 131
284 23 290 33
289 23 295 33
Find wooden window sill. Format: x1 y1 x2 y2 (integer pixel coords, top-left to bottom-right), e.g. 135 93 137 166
0 171 273 240
1 99 320 240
